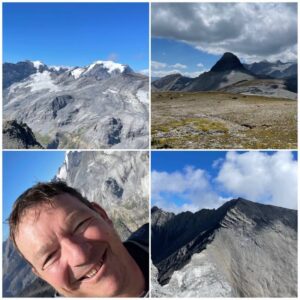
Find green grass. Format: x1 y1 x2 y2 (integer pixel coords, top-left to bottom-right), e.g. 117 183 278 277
152 117 228 135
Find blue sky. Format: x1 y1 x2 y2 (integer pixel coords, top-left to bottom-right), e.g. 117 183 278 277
152 151 298 213
152 38 219 78
3 151 65 239
151 3 297 78
3 3 149 71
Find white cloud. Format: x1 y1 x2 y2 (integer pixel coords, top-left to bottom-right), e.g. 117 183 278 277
152 166 226 213
152 61 167 69
171 63 187 69
152 151 297 213
216 151 297 209
197 63 204 68
151 61 198 78
151 69 203 78
138 68 149 76
152 3 297 63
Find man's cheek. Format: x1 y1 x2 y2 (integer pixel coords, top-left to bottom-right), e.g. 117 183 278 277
84 222 112 240
43 264 69 291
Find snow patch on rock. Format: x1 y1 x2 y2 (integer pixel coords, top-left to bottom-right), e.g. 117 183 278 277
28 71 59 92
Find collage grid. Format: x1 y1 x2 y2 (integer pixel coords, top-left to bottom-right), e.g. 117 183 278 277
1 0 298 298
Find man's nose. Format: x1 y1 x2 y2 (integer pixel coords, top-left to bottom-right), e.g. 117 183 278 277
61 236 91 267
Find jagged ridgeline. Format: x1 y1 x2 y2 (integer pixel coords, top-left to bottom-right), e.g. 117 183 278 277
3 60 149 149
3 151 149 297
151 198 297 297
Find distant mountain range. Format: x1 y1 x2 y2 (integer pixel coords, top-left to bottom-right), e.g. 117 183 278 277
3 151 149 297
151 198 297 297
3 60 149 149
152 53 297 99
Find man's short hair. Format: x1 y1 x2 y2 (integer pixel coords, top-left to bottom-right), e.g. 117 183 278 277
9 181 93 251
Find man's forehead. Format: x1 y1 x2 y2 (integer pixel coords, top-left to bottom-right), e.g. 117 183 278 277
18 194 89 225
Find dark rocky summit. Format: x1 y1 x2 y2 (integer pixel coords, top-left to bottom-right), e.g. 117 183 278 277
210 52 247 73
3 120 44 149
152 198 297 297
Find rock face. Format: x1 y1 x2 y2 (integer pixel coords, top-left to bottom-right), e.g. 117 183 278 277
3 60 149 149
3 119 44 149
55 151 149 239
244 60 297 79
152 73 193 92
3 151 149 297
210 52 246 73
152 198 297 297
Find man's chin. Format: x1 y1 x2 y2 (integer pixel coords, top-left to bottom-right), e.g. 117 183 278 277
57 273 126 297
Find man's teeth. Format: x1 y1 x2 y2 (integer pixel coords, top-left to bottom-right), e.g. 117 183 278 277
85 261 103 279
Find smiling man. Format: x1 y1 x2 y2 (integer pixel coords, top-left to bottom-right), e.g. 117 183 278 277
9 181 149 297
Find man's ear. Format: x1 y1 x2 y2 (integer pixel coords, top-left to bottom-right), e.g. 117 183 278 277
91 202 113 226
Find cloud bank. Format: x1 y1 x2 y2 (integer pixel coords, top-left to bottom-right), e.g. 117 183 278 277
152 151 297 213
152 60 205 78
152 3 297 63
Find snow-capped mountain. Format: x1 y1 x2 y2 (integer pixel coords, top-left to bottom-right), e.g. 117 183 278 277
70 61 133 79
3 60 149 149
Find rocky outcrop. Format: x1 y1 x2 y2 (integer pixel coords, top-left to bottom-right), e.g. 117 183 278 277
152 198 297 297
3 120 44 149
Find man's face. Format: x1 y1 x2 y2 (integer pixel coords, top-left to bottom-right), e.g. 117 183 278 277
14 194 142 297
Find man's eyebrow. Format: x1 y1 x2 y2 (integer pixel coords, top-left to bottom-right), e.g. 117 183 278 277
35 243 54 263
65 210 86 227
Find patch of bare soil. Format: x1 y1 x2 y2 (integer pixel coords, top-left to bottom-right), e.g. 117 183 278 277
151 92 297 149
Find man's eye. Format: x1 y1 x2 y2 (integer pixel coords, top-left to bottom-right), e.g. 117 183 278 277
43 251 58 269
74 218 91 233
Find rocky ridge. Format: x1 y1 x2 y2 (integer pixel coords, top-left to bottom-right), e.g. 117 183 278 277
152 198 297 297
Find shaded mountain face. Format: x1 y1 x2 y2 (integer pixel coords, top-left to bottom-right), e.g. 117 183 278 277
3 238 55 297
3 151 149 297
152 74 193 92
244 60 297 79
3 119 44 149
210 52 247 73
3 60 149 149
152 198 297 297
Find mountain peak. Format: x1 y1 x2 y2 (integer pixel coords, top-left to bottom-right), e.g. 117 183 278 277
87 60 129 74
70 60 133 79
30 60 45 69
210 52 246 73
